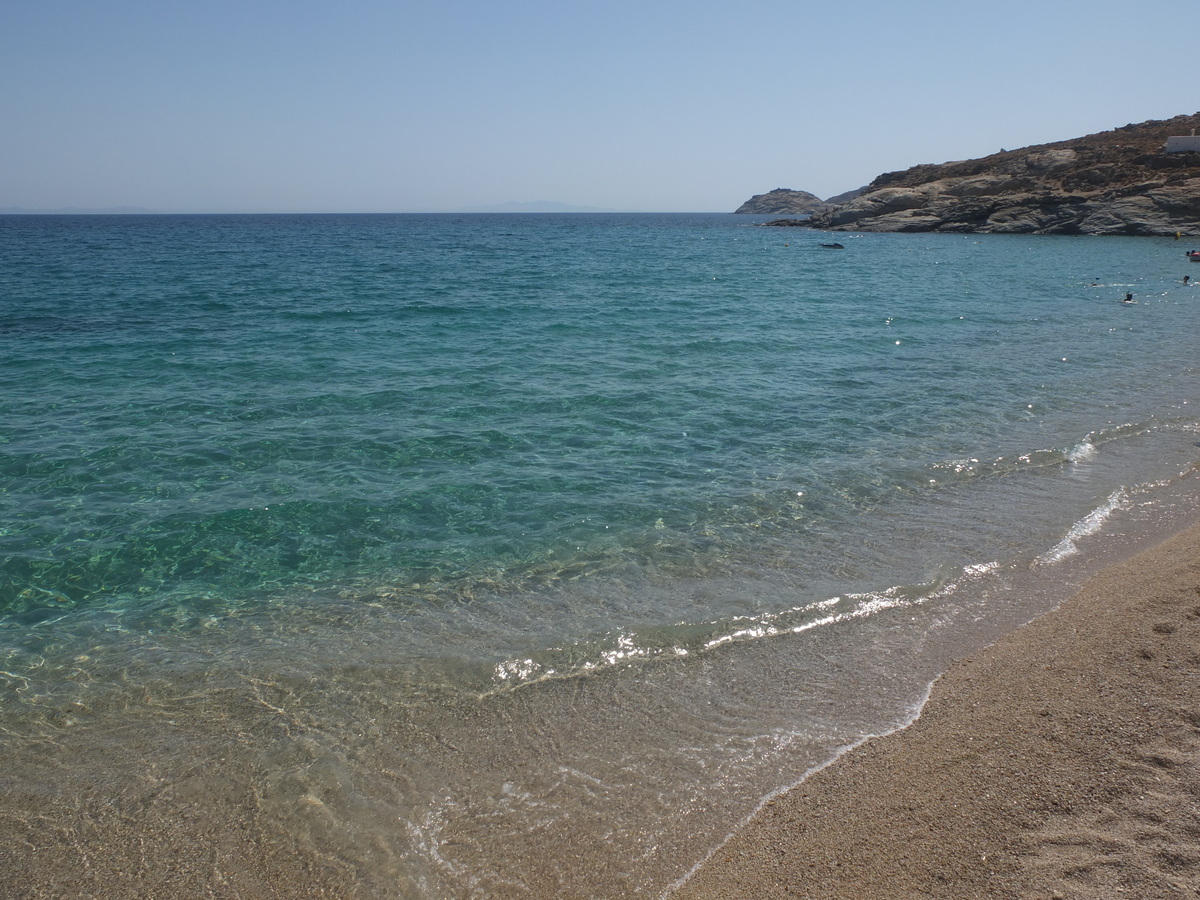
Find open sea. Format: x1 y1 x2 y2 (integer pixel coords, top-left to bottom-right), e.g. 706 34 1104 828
3 212 1200 898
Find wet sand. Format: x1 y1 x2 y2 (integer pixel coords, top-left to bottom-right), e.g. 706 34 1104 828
672 522 1200 899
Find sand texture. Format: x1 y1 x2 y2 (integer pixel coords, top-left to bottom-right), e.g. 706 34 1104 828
673 523 1200 899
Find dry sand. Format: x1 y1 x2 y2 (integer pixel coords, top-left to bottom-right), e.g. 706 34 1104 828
672 523 1200 900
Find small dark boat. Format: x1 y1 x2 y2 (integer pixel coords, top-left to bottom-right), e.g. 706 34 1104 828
820 242 845 249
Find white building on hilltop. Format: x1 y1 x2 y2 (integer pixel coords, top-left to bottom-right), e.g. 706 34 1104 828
1165 131 1200 152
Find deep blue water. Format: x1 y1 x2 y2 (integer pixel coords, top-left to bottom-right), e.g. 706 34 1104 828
3 213 1200 897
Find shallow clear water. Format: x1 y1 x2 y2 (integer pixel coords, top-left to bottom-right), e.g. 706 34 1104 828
3 213 1200 897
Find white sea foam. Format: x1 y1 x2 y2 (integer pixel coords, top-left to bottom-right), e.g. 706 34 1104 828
1035 489 1129 565
962 560 1000 578
1067 438 1097 463
493 556 1015 686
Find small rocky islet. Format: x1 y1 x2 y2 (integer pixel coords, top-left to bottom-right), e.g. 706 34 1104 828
739 112 1200 236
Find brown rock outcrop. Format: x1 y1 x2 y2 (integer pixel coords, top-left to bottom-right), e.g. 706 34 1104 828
793 113 1200 235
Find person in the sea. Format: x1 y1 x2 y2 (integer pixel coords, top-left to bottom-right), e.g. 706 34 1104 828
1185 275 1191 285
1123 292 1134 303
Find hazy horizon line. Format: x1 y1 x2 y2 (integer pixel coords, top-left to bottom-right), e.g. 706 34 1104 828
0 205 748 216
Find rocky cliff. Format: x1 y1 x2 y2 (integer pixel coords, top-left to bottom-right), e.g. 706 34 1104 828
777 114 1200 235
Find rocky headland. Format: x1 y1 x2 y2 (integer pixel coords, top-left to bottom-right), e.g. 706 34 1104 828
745 113 1200 235
734 187 867 216
734 188 830 216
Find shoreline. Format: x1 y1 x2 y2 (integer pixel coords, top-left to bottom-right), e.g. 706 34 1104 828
671 520 1200 899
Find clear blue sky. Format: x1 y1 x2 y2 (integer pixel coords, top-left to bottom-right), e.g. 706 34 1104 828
2 0 1195 213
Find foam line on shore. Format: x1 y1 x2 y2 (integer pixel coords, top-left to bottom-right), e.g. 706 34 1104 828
663 682 935 898
671 520 1200 899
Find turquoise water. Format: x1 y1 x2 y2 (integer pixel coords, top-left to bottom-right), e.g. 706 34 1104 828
3 213 1200 897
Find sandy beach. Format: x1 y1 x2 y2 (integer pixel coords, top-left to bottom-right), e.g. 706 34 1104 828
7 524 1200 900
672 522 1200 899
